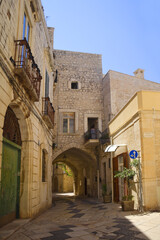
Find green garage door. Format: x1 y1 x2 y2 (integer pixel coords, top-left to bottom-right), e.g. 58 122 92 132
0 138 21 227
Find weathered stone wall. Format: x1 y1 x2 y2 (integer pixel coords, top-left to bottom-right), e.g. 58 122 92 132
52 50 103 197
53 50 103 147
53 165 74 193
103 70 160 127
0 0 55 220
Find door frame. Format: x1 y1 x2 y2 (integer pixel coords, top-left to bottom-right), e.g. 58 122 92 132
0 137 21 227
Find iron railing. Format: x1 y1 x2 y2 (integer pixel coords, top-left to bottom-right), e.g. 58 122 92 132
84 128 110 144
13 38 42 99
99 128 110 144
84 129 102 142
42 97 55 127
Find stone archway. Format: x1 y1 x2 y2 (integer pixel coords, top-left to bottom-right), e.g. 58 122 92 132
53 147 97 197
9 100 33 219
0 107 22 227
0 98 34 225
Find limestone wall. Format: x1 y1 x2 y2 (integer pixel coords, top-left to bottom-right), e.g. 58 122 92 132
110 115 141 209
0 0 55 220
52 50 103 197
53 50 103 148
53 164 74 193
109 91 160 210
103 70 160 127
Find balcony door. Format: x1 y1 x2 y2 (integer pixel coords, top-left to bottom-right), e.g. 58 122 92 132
45 70 49 98
22 13 30 41
88 118 98 139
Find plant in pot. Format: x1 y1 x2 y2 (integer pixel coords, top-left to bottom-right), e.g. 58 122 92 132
102 184 111 203
114 159 139 211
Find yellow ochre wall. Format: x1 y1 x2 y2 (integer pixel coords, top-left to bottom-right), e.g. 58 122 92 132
109 90 160 210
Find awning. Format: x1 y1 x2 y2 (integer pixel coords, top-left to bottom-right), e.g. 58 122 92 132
105 144 127 153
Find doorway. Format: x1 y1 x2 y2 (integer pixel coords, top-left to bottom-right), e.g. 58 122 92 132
0 107 22 227
84 177 87 195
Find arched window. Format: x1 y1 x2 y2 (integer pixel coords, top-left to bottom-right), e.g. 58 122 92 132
3 106 22 146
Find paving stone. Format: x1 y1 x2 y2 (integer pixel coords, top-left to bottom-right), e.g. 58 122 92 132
60 225 76 229
71 213 85 218
1 197 158 240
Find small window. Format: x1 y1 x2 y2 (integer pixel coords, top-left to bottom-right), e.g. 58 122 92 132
42 149 47 182
71 82 78 89
45 70 49 97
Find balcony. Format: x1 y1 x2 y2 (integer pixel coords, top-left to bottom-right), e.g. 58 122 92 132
13 38 42 101
84 129 101 148
42 97 55 129
84 128 110 148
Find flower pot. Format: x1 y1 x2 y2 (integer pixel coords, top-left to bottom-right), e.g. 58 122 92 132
121 200 134 211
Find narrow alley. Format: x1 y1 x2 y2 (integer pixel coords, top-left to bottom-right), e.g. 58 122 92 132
0 195 160 240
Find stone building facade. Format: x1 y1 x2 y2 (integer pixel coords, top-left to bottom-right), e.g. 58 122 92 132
101 69 160 201
52 47 160 204
109 91 160 210
0 0 56 226
1 0 160 227
52 50 104 197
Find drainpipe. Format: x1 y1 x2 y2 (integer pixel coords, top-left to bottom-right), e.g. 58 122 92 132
110 136 114 203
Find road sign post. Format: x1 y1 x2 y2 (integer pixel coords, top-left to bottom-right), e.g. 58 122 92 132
129 150 143 212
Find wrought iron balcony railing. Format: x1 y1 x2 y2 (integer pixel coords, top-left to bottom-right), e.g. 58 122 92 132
99 128 110 145
42 97 55 129
84 129 102 143
12 38 42 101
84 128 110 145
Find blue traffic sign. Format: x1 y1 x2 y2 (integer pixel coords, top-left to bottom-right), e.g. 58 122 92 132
129 150 138 159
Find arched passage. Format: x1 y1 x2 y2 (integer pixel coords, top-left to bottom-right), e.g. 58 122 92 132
52 162 74 193
53 147 97 197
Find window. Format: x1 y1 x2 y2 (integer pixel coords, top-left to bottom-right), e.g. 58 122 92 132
62 113 75 133
71 82 78 89
45 70 49 97
42 149 46 182
22 13 30 41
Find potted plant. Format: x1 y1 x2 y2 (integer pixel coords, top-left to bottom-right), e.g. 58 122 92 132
102 184 111 203
114 159 139 211
121 195 134 211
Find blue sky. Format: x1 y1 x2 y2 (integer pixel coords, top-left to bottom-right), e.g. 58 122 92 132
41 0 160 83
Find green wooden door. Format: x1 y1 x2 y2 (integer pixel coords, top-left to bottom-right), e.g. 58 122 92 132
0 138 21 227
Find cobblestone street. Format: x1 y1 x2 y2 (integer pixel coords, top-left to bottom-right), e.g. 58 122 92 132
0 195 160 240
